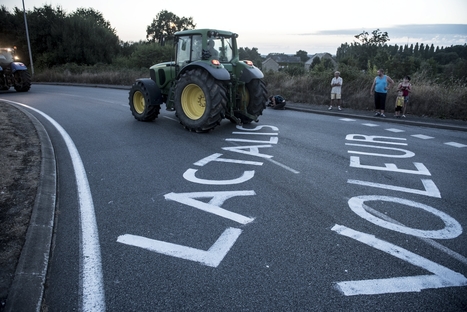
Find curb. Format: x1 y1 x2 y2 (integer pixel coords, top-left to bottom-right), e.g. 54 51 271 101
5 104 57 312
284 105 467 132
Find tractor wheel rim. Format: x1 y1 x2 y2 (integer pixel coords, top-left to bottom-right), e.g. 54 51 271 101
181 84 206 120
133 91 145 114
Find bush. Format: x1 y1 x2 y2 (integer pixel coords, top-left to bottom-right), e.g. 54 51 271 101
33 64 147 85
265 67 467 119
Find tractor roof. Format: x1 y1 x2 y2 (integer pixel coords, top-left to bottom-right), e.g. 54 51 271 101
174 29 238 38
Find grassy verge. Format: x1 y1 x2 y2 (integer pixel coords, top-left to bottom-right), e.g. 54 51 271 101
33 64 147 86
264 69 467 120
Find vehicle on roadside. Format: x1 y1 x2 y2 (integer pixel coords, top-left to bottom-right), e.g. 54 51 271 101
128 29 268 132
0 47 31 92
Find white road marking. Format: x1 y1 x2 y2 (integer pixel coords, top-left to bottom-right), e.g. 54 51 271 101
347 195 462 239
183 168 256 185
346 134 407 146
194 153 263 166
9 101 105 312
444 142 467 148
164 191 255 225
362 123 379 127
358 203 467 266
266 158 300 174
117 227 242 267
347 179 441 198
346 143 415 158
350 156 431 175
411 134 434 140
340 118 356 122
332 224 467 296
226 137 279 144
231 132 278 136
385 128 405 133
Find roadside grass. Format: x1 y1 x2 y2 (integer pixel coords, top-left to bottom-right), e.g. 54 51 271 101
33 64 147 86
32 65 467 120
264 69 467 120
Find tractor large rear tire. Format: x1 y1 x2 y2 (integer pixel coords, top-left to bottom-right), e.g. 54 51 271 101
129 81 160 121
174 68 227 132
235 79 267 124
13 70 31 92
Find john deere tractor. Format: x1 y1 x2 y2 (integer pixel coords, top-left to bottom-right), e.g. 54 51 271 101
128 29 268 132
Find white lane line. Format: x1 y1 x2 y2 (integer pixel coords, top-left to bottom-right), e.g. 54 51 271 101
8 100 106 312
362 123 379 127
266 158 300 174
340 118 356 122
444 142 467 148
386 128 405 133
411 134 434 140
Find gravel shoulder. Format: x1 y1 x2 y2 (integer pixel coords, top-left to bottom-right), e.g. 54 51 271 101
0 101 41 310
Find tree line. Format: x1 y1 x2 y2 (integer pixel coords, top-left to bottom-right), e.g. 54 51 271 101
1 5 465 84
0 6 195 69
334 29 467 83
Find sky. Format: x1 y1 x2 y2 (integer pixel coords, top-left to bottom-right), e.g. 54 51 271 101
3 0 467 55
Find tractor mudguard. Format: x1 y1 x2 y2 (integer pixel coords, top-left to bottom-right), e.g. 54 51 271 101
180 62 230 81
10 62 28 72
135 78 164 106
239 66 264 84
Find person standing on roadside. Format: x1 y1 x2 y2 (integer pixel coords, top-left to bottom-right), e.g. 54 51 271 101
398 75 412 118
329 71 342 110
370 69 394 117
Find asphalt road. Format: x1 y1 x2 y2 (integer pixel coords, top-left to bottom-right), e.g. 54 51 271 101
1 84 467 311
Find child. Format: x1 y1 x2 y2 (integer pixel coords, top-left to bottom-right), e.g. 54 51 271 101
398 76 411 118
394 90 404 118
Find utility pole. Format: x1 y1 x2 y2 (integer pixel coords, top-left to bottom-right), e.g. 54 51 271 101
22 0 34 76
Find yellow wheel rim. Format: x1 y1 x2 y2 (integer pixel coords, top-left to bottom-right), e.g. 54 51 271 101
181 84 206 120
133 91 145 114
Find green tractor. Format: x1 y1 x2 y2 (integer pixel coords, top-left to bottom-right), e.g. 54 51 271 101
128 29 268 132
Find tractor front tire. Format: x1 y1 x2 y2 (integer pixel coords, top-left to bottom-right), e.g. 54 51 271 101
235 79 267 124
129 81 160 121
13 70 31 92
174 68 227 132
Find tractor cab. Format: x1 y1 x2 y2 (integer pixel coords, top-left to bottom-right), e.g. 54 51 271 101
175 30 236 66
0 48 16 66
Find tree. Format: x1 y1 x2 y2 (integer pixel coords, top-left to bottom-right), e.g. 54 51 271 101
128 42 173 68
146 10 195 44
59 8 119 65
310 56 321 69
354 29 390 46
295 50 309 62
414 42 420 57
238 47 263 68
336 29 392 70
0 6 21 48
21 5 67 65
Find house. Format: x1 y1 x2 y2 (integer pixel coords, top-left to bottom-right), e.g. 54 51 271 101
262 57 280 72
305 53 336 70
262 54 302 72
